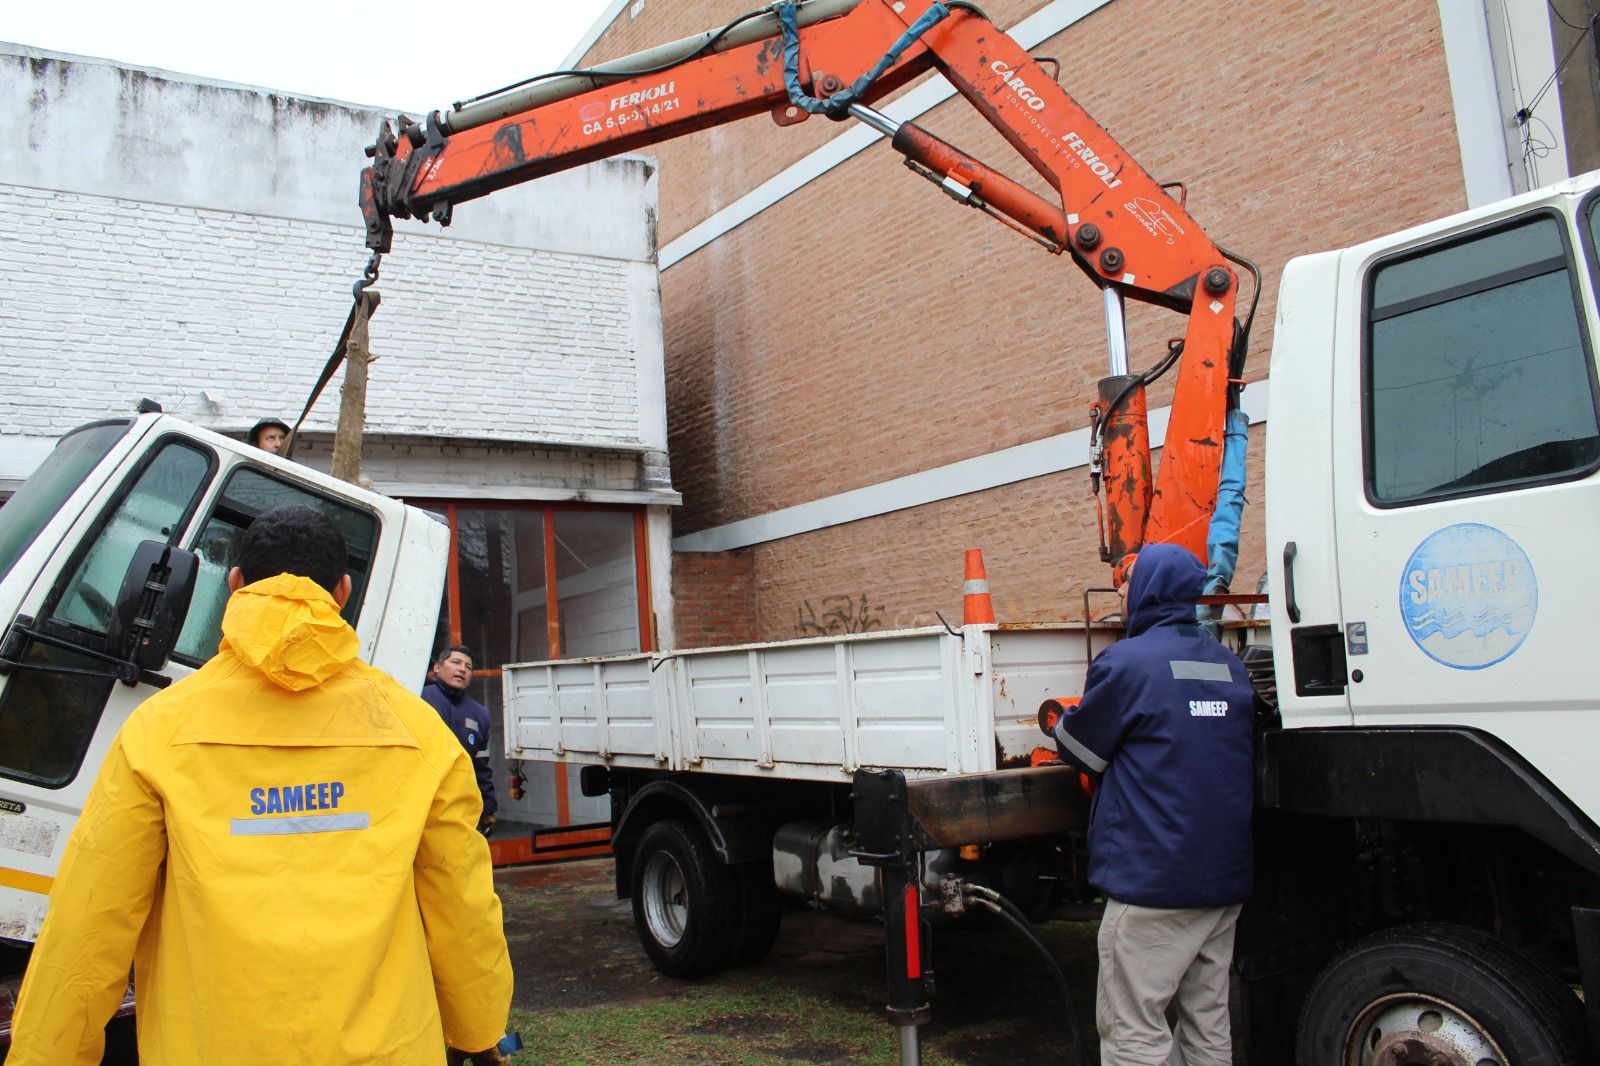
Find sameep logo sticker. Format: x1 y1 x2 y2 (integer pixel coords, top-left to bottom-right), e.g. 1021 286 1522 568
1399 523 1536 670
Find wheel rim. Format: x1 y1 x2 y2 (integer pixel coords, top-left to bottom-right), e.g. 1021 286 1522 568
1343 993 1509 1066
641 848 689 949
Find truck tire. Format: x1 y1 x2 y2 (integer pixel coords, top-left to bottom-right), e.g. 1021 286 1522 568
630 817 740 978
729 855 782 967
1296 922 1585 1065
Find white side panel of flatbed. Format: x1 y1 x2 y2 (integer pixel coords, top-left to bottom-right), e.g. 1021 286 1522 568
671 631 968 781
988 627 1120 765
506 655 671 769
502 624 1121 783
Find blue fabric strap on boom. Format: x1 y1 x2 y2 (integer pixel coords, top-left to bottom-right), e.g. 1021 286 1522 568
778 1 950 116
1198 407 1249 635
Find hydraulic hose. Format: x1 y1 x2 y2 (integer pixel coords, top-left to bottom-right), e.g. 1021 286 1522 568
445 0 848 131
1088 338 1182 470
962 884 1088 1063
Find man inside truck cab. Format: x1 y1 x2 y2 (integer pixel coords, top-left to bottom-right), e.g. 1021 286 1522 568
247 417 290 454
9 505 514 1066
1051 543 1256 1066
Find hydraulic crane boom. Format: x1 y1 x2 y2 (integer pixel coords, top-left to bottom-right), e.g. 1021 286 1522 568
359 0 1252 583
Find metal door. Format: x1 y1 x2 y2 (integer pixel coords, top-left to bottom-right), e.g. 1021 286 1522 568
1329 192 1600 817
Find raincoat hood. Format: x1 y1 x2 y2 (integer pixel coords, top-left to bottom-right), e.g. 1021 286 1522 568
1125 543 1205 637
220 573 359 691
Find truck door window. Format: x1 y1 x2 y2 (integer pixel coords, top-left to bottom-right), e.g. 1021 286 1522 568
0 438 213 788
172 467 379 664
53 442 213 633
1365 214 1600 504
0 420 129 581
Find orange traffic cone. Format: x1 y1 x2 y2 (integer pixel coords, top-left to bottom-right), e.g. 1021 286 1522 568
962 548 996 624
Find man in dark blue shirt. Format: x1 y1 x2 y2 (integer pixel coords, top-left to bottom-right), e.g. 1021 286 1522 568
422 644 498 835
1052 543 1256 1066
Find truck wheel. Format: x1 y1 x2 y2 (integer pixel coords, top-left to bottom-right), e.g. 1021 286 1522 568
1296 922 1585 1065
630 817 739 978
729 856 782 967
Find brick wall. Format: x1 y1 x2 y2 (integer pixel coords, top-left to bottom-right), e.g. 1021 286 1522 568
672 549 758 647
578 0 1466 645
0 47 666 480
752 425 1269 637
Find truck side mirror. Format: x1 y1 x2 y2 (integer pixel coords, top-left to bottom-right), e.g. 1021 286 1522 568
106 541 200 673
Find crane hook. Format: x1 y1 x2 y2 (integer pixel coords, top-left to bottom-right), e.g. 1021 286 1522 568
353 251 383 300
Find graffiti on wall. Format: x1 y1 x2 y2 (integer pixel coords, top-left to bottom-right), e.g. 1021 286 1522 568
796 594 884 637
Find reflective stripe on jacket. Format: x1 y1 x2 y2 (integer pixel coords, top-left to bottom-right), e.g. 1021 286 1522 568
9 574 512 1065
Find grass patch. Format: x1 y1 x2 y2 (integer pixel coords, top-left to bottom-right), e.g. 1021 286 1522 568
507 980 967 1065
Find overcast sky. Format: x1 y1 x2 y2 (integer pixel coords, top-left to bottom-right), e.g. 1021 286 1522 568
4 0 618 114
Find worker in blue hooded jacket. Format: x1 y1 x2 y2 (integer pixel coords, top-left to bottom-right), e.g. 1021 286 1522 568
422 645 498 835
1052 542 1256 1066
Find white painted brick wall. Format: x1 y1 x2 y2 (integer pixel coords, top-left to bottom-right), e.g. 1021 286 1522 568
0 43 667 475
0 184 646 445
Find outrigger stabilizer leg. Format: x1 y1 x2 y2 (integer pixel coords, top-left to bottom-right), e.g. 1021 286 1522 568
851 769 931 1066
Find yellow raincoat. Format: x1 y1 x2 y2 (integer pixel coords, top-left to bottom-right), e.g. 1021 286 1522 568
9 575 512 1065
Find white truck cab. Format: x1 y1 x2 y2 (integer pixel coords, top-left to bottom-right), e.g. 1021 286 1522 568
1267 172 1600 808
1254 172 1600 1057
1267 170 1600 752
0 414 448 968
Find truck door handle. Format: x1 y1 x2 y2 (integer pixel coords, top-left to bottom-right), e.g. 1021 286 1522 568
1283 541 1301 623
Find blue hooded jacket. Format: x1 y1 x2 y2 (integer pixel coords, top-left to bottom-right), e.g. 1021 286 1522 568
1053 543 1255 907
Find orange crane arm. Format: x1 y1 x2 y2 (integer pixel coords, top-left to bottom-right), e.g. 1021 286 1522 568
359 0 1249 576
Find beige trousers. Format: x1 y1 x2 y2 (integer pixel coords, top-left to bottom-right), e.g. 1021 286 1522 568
1095 899 1242 1066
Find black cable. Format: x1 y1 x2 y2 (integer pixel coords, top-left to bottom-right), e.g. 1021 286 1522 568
1140 339 1184 389
1592 11 1600 120
1549 0 1586 31
1219 248 1261 356
1088 337 1184 462
966 889 1088 1063
456 6 773 109
1217 246 1262 400
1520 13 1597 122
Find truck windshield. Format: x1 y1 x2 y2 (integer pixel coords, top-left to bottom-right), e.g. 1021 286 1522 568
0 421 130 581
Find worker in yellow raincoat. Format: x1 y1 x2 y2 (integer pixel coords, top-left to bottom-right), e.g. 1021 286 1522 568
9 505 513 1065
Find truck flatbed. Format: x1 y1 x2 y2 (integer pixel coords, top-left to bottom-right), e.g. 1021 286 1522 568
503 623 1124 782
